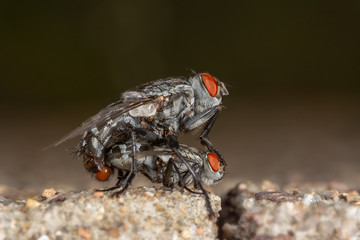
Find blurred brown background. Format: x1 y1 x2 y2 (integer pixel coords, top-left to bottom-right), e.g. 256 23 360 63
1 1 359 193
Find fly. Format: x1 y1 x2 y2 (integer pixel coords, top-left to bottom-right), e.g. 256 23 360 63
106 143 224 188
89 140 225 217
49 73 227 170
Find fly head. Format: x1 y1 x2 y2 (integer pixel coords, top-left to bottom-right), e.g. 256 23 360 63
189 73 229 114
200 151 224 186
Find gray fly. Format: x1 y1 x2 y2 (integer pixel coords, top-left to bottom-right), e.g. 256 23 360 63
95 141 224 217
49 72 228 166
107 143 224 188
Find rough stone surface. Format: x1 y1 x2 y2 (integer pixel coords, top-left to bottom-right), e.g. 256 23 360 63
0 187 221 240
219 181 360 240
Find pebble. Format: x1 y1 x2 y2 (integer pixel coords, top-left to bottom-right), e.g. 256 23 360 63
302 193 322 205
108 227 119 238
122 224 128 232
181 230 191 239
119 207 127 213
322 190 339 200
143 191 155 197
37 235 50 240
93 191 104 198
78 228 91 240
41 188 56 199
156 204 164 212
255 191 296 203
196 228 204 235
48 195 66 203
26 198 41 209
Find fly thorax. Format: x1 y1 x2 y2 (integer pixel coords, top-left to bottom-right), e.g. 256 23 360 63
118 114 137 128
171 94 190 114
157 94 191 119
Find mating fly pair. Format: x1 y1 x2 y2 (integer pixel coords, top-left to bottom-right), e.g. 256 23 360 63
50 72 228 217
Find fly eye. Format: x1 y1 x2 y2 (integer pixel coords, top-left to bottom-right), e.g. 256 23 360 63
96 166 112 181
201 73 218 97
85 159 94 169
84 157 99 174
207 152 220 172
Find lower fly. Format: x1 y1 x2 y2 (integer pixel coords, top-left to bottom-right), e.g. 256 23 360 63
107 143 224 187
88 138 224 218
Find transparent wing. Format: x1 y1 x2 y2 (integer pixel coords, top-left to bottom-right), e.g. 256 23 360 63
135 145 200 164
135 148 174 158
46 97 156 149
46 77 191 150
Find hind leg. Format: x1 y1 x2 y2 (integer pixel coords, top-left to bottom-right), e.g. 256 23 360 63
111 132 138 195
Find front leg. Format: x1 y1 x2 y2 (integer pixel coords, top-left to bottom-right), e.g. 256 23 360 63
199 108 219 150
182 106 221 132
199 110 227 166
183 106 226 166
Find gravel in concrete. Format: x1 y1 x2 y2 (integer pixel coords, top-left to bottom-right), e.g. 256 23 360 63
219 181 360 240
0 186 221 240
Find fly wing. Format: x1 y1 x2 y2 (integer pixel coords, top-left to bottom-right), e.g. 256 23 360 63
45 97 156 149
135 144 200 164
46 77 192 150
135 148 174 158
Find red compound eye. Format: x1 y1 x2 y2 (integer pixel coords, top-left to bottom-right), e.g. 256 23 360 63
85 159 94 169
207 152 220 172
96 166 111 181
201 73 218 97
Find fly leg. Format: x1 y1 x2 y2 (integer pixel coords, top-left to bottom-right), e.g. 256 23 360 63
112 132 138 196
183 106 226 166
172 147 215 219
184 186 203 195
96 170 128 192
199 109 227 166
163 159 174 188
173 164 203 194
163 159 194 193
167 136 206 196
143 165 160 183
162 158 203 191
